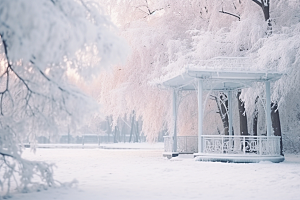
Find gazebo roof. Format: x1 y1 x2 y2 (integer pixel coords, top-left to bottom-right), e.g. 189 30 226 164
160 68 283 91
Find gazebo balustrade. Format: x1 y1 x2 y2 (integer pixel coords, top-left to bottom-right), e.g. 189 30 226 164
164 135 198 154
163 135 281 156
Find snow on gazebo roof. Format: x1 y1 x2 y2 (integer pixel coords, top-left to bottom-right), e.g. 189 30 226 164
156 57 283 91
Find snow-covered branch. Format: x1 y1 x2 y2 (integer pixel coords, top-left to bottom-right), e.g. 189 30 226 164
0 0 127 195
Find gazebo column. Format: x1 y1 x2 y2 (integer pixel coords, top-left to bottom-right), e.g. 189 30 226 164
228 90 233 136
265 81 272 137
228 90 233 150
172 88 178 152
197 79 203 153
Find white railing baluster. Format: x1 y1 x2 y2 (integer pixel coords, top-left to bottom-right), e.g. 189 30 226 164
259 137 262 155
185 136 187 153
221 136 224 154
243 136 246 154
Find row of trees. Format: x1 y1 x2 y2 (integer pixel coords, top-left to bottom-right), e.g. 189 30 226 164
103 113 145 143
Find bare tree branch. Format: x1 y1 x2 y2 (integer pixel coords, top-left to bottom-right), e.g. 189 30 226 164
219 9 240 21
135 0 164 18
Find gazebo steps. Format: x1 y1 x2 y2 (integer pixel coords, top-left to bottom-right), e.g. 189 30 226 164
194 153 285 163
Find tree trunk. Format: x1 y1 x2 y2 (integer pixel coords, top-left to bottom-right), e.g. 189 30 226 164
271 102 284 156
252 0 270 21
252 0 271 33
106 116 112 143
122 121 126 143
135 120 140 143
253 97 259 136
253 112 258 136
220 93 229 135
118 118 124 143
129 111 135 142
262 2 270 21
114 126 118 143
212 93 229 135
237 91 248 135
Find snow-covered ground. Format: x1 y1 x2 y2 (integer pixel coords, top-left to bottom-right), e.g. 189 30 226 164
9 144 300 200
34 142 164 149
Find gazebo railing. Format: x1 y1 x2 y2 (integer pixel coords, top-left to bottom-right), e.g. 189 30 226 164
202 135 281 156
164 135 281 156
164 136 198 154
164 136 173 152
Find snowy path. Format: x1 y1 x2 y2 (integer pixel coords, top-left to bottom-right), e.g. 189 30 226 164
10 146 300 200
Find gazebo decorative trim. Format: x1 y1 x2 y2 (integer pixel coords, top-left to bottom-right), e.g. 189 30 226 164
159 61 284 163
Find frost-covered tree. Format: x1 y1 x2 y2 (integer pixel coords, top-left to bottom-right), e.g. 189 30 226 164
92 0 300 153
96 0 250 140
0 0 126 196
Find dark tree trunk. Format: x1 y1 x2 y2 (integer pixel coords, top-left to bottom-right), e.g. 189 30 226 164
113 126 118 143
106 116 112 143
122 122 126 143
118 118 124 143
253 97 259 136
212 93 230 135
220 93 229 135
135 120 140 143
253 113 258 136
262 2 270 21
252 0 270 21
271 102 284 156
252 0 271 33
129 111 135 142
237 91 248 135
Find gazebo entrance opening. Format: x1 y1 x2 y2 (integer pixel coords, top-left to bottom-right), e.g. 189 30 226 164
159 58 284 163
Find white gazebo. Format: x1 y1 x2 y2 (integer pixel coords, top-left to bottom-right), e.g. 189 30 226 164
159 58 284 163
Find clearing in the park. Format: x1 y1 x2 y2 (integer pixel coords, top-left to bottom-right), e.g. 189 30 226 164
9 146 300 200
